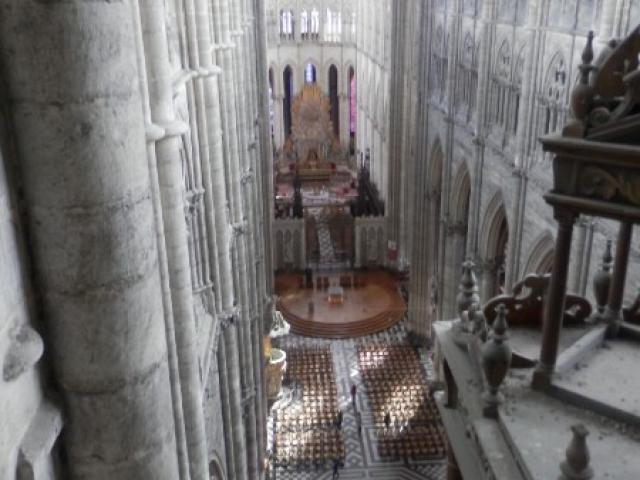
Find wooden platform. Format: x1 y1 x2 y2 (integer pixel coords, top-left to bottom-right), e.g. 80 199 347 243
275 270 406 338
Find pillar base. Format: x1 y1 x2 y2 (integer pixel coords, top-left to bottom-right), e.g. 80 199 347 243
531 363 554 391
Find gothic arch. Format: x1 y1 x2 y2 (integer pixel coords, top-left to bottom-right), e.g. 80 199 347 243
450 161 472 223
283 65 294 137
490 39 511 130
348 65 356 147
479 191 510 298
531 51 568 159
302 58 319 84
344 62 355 92
523 231 555 275
542 51 568 105
442 161 472 317
209 457 225 480
323 58 341 78
328 64 340 136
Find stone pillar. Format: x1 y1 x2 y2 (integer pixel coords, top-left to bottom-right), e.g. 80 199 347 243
138 1 209 478
604 222 633 337
223 322 249 479
251 0 274 462
229 1 261 474
217 331 237 480
386 1 406 267
568 219 588 294
0 2 179 478
407 0 433 342
212 0 256 477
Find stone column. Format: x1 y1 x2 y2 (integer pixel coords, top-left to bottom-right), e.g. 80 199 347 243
241 0 267 469
212 0 256 477
568 218 588 294
183 0 251 475
217 330 237 480
229 1 261 474
407 0 433 342
250 0 273 462
0 2 179 478
438 0 464 312
138 1 209 478
386 1 406 268
604 221 633 337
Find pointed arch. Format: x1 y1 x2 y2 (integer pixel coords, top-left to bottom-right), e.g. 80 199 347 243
451 161 472 224
457 32 478 119
268 67 275 139
328 64 339 136
348 65 356 151
303 61 317 84
532 51 568 158
442 161 472 317
479 191 510 298
283 65 294 137
209 458 225 480
490 39 511 130
523 231 555 275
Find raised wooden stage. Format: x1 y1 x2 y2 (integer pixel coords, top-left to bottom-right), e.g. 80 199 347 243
275 269 406 338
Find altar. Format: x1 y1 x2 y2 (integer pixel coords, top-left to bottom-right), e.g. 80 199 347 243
327 284 345 305
274 84 354 188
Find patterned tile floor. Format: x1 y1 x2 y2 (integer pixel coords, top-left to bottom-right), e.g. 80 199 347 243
268 322 446 480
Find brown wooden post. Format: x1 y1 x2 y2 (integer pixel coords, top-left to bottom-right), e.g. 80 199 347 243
532 209 576 390
604 221 633 337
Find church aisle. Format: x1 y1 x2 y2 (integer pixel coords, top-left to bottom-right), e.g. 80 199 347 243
268 322 446 479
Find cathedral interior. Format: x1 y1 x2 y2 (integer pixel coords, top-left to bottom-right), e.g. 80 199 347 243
1 0 640 479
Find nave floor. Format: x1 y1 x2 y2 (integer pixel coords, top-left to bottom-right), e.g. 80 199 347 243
268 322 446 480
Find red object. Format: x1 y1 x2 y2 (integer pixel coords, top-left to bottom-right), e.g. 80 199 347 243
330 162 336 170
289 163 295 171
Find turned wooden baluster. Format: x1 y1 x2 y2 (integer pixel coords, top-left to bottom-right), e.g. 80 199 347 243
532 210 576 390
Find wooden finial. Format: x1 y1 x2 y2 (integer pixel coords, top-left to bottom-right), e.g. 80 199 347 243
481 304 512 418
456 260 480 319
559 424 594 480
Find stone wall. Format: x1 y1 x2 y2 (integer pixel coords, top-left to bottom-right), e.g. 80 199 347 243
0 0 274 478
0 111 60 480
407 0 640 340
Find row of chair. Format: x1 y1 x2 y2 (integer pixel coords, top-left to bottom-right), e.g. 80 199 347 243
273 347 345 469
357 343 446 460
